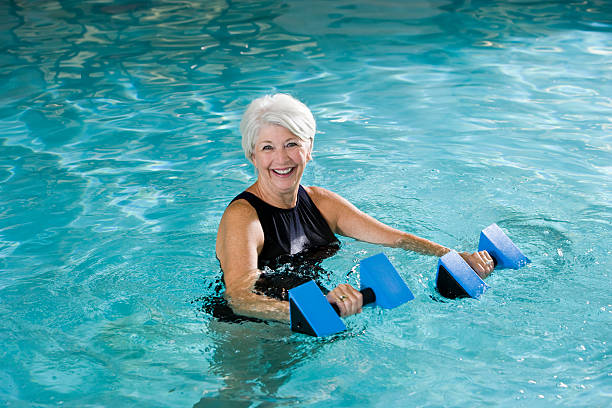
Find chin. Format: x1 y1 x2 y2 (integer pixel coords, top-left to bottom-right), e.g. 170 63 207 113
273 181 299 193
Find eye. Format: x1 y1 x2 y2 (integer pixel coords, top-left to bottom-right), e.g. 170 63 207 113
286 141 300 148
262 145 273 151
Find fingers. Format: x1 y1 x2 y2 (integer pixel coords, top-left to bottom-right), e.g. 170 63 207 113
326 283 363 317
480 250 495 277
460 250 495 279
481 250 494 267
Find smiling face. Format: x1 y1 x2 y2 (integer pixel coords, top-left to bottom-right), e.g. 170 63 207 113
251 124 312 201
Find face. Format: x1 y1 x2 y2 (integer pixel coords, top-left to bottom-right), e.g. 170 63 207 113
251 124 312 196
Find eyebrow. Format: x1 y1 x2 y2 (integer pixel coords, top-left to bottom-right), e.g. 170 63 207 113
257 137 300 144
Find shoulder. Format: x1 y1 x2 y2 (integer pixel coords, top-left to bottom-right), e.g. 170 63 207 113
220 198 259 227
304 185 349 207
216 197 264 257
217 198 262 241
216 198 264 276
303 186 356 231
304 185 339 202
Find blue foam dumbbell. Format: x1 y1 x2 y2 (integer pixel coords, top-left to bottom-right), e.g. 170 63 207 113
436 223 530 299
289 253 414 337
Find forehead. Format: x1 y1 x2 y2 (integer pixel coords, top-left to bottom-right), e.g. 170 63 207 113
255 124 297 143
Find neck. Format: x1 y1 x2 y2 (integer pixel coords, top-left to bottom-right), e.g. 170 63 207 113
250 181 299 209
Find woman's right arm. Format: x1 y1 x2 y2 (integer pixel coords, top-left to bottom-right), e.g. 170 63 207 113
216 200 290 322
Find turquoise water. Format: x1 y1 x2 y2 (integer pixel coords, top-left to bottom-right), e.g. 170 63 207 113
1 0 611 406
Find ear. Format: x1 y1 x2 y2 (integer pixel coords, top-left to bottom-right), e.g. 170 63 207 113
250 154 259 174
306 142 313 161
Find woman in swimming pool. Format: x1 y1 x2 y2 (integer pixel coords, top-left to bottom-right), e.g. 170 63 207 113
216 93 494 322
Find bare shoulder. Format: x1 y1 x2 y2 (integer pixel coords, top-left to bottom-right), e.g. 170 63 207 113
216 198 263 259
305 185 351 207
304 186 356 233
217 198 261 241
304 185 343 204
221 198 258 221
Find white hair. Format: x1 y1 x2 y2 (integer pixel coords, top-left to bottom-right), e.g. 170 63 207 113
240 93 316 163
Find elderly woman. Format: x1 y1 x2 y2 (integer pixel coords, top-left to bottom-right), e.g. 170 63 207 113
216 93 494 323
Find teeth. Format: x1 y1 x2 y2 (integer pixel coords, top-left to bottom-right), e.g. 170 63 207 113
273 168 292 175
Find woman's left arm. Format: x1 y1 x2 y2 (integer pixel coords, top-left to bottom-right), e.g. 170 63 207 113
307 186 495 278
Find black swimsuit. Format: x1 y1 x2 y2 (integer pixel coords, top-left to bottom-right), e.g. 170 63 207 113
200 185 340 322
231 185 339 269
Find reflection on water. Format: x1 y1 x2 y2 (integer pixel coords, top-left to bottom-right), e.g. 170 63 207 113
194 320 307 407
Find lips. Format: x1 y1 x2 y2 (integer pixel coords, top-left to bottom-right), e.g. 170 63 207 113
272 167 295 176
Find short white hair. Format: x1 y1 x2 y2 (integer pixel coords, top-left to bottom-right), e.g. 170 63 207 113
240 93 316 163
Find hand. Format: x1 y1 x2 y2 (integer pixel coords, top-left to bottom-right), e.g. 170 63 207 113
459 250 495 279
326 283 363 317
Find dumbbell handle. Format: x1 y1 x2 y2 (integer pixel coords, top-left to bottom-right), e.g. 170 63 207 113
330 287 376 316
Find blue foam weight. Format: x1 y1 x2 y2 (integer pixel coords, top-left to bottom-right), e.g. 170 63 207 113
289 280 346 337
360 253 414 309
437 250 488 299
478 223 531 269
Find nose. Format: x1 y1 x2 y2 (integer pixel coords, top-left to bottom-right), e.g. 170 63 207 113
273 146 291 164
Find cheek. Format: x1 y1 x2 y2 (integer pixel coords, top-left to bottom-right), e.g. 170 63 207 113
251 152 268 167
292 149 310 163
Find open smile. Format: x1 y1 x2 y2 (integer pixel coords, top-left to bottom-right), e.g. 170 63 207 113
271 167 296 177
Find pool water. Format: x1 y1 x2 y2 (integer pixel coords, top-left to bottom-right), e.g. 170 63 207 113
1 0 611 406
